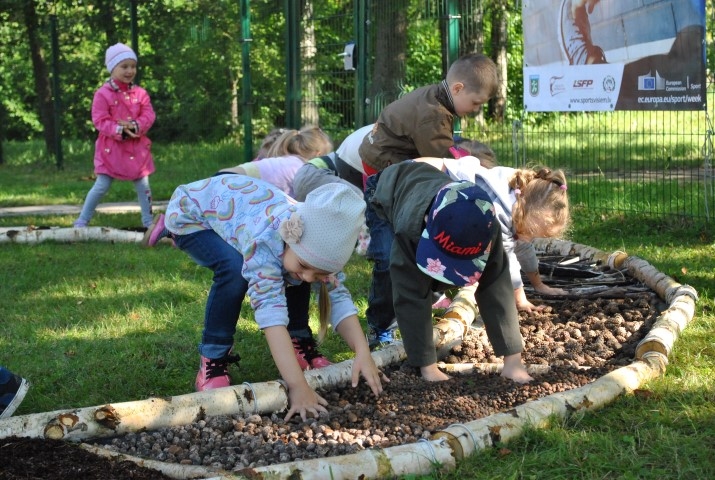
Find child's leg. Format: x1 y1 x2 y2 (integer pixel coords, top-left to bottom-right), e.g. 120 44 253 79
286 281 312 338
75 174 113 226
174 230 247 359
364 174 397 334
133 176 154 228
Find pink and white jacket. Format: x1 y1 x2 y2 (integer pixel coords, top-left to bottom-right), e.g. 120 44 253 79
91 80 156 180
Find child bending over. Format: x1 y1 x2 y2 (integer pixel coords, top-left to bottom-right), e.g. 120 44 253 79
153 178 386 421
368 161 533 384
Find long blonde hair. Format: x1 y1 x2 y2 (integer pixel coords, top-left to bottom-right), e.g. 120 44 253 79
266 125 333 160
509 167 570 239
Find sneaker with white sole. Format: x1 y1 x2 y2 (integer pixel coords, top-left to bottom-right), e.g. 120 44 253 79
0 369 30 419
366 319 400 351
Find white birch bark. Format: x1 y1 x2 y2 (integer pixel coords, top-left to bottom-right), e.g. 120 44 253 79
0 381 288 441
0 226 144 244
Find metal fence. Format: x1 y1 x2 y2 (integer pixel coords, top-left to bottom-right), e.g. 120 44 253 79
287 0 714 221
19 0 714 220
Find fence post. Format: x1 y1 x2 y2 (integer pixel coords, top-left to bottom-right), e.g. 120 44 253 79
354 0 368 128
50 12 63 170
130 0 140 83
446 0 461 136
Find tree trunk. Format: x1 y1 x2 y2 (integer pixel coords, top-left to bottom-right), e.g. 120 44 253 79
459 0 484 54
301 0 319 126
488 1 508 122
22 0 56 156
369 1 407 117
0 101 5 165
94 0 118 45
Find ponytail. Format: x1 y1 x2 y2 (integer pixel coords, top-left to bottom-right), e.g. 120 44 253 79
317 282 331 343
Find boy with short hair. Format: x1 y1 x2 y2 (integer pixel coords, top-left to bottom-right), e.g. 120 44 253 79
359 53 500 349
360 53 498 175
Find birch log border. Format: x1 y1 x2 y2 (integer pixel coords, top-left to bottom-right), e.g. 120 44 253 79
0 238 698 480
0 345 405 442
0 226 144 244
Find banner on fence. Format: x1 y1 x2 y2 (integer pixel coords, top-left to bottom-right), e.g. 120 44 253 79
522 0 706 112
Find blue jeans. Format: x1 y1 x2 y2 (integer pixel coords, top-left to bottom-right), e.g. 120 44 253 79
0 367 13 384
77 174 154 227
174 229 311 359
364 174 396 331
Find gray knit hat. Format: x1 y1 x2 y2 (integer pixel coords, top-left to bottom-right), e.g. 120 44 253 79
279 183 365 273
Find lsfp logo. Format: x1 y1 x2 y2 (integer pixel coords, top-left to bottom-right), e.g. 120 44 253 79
573 79 594 88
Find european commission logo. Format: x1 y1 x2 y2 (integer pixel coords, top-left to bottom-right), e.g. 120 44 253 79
529 75 539 96
639 76 655 90
638 70 665 91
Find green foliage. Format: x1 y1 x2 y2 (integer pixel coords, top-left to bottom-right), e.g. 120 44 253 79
1 1 713 157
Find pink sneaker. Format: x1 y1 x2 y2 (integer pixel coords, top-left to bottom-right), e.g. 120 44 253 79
142 213 167 247
291 336 332 370
195 353 240 392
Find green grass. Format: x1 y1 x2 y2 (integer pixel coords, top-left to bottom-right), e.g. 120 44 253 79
0 140 244 207
1 142 714 479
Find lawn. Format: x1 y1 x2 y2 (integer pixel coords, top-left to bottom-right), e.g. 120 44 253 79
0 142 713 479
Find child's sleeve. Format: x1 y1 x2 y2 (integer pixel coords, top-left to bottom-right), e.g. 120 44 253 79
91 90 123 139
239 161 262 179
134 89 156 134
514 240 539 277
243 242 290 329
321 272 359 330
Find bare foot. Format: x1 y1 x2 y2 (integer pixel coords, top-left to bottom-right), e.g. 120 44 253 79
420 364 450 381
501 353 534 384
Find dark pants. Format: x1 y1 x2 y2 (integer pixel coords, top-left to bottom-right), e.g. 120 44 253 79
363 174 396 331
174 229 311 359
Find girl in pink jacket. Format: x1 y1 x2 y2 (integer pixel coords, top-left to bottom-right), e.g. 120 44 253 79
74 43 156 228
